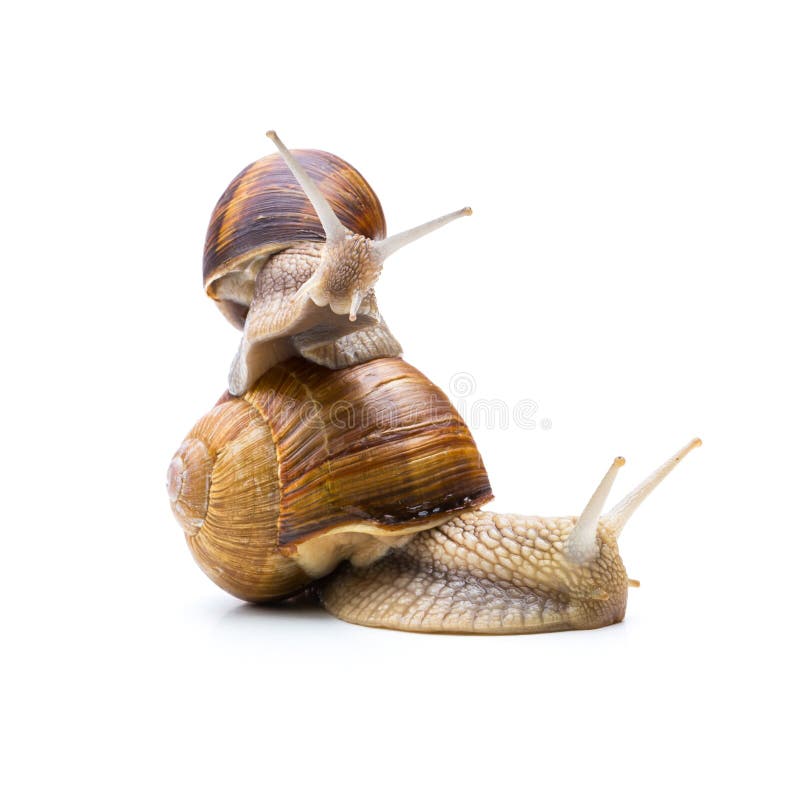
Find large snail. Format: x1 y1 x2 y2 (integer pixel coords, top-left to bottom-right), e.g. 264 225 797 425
172 131 700 634
168 356 700 634
204 131 471 396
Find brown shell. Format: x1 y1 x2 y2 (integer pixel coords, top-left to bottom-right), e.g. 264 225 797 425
168 357 493 602
203 149 386 326
168 395 307 601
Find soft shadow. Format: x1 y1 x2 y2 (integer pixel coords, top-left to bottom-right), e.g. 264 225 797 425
218 589 332 625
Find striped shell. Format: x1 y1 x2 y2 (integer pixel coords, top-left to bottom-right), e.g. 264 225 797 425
167 357 493 602
203 150 386 328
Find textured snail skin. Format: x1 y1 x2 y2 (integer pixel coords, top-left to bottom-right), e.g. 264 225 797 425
321 513 628 634
226 243 401 395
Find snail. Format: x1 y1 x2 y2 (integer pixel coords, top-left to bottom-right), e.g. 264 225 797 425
203 131 471 396
167 357 700 634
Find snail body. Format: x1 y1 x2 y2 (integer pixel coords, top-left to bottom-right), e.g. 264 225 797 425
168 358 700 633
204 132 471 396
321 511 630 633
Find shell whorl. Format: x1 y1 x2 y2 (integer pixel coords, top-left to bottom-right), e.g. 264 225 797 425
203 149 386 327
167 438 213 531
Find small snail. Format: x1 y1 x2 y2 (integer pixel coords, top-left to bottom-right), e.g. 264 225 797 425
203 131 471 396
168 357 700 634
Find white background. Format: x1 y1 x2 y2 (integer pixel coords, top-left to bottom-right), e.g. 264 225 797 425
2 1 798 798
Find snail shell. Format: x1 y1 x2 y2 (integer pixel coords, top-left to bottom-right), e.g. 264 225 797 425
168 357 492 602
